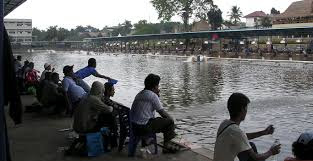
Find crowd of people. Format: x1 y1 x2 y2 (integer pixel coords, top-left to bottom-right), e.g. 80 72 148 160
13 56 313 160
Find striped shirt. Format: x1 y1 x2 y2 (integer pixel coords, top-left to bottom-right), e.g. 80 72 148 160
130 90 163 125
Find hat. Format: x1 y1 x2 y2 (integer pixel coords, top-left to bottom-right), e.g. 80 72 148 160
297 132 313 145
44 63 51 69
63 65 74 74
108 79 118 85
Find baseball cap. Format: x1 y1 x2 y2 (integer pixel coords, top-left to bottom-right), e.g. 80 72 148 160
108 79 118 84
63 65 74 74
297 132 313 145
44 63 51 69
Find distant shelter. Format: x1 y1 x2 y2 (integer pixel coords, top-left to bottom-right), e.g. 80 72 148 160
273 0 313 28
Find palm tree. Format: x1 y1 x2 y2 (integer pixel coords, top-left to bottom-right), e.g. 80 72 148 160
228 6 243 25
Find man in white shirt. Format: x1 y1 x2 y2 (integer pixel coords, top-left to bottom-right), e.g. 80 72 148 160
214 93 281 161
130 74 176 152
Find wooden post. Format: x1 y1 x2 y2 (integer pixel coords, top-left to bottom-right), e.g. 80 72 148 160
128 42 131 53
219 38 222 53
257 36 260 50
147 40 150 53
120 41 122 52
143 41 145 54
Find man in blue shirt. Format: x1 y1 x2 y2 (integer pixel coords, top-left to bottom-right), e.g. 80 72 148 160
75 58 114 92
62 65 87 114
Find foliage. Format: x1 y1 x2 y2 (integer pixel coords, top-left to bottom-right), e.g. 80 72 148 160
271 8 280 15
228 6 242 25
223 20 233 29
32 25 96 41
32 20 183 41
160 21 182 33
112 20 133 36
85 25 100 32
207 5 223 30
133 20 160 35
32 27 47 41
261 16 272 28
151 0 213 32
45 26 58 41
56 27 70 41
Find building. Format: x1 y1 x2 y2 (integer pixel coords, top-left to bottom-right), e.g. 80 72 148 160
244 11 267 27
4 19 32 45
273 0 313 28
191 20 211 32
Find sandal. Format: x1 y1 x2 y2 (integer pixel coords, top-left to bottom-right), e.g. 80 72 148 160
161 144 181 154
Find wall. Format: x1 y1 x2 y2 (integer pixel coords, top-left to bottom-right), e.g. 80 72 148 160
4 19 32 45
273 23 313 28
246 18 256 27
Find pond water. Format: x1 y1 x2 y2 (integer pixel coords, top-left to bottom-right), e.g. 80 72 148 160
23 51 313 160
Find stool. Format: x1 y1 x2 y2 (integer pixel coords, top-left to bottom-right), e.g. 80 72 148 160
128 124 158 157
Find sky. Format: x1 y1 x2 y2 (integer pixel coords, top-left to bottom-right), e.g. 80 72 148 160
5 0 300 30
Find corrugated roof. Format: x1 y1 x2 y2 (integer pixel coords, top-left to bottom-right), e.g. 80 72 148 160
86 27 313 42
244 11 267 18
4 0 27 16
275 0 313 18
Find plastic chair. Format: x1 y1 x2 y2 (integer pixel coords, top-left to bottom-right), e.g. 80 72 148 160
117 105 130 152
128 123 158 157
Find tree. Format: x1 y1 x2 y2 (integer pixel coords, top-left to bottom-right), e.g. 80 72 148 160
45 26 58 41
133 20 160 35
57 27 70 41
32 27 47 41
207 5 223 30
271 8 280 15
151 0 213 32
228 6 242 25
261 16 272 28
75 25 86 32
223 20 233 29
85 25 99 32
160 21 182 33
111 20 133 36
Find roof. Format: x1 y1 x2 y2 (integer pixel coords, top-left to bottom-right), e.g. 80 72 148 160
275 0 313 18
4 0 27 16
86 27 313 42
244 11 267 18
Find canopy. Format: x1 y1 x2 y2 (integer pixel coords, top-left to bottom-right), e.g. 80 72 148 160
4 0 26 16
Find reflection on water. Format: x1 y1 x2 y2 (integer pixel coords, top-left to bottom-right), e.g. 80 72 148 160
23 51 313 160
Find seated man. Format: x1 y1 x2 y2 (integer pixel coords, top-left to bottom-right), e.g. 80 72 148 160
37 71 52 101
285 132 313 161
40 63 54 82
102 82 119 110
40 72 67 114
62 65 87 114
73 81 113 133
101 82 119 147
214 93 281 161
74 58 114 92
130 74 176 151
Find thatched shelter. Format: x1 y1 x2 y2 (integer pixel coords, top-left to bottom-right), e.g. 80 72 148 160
273 0 313 25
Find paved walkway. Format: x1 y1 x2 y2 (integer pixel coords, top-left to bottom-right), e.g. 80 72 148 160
6 95 213 161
